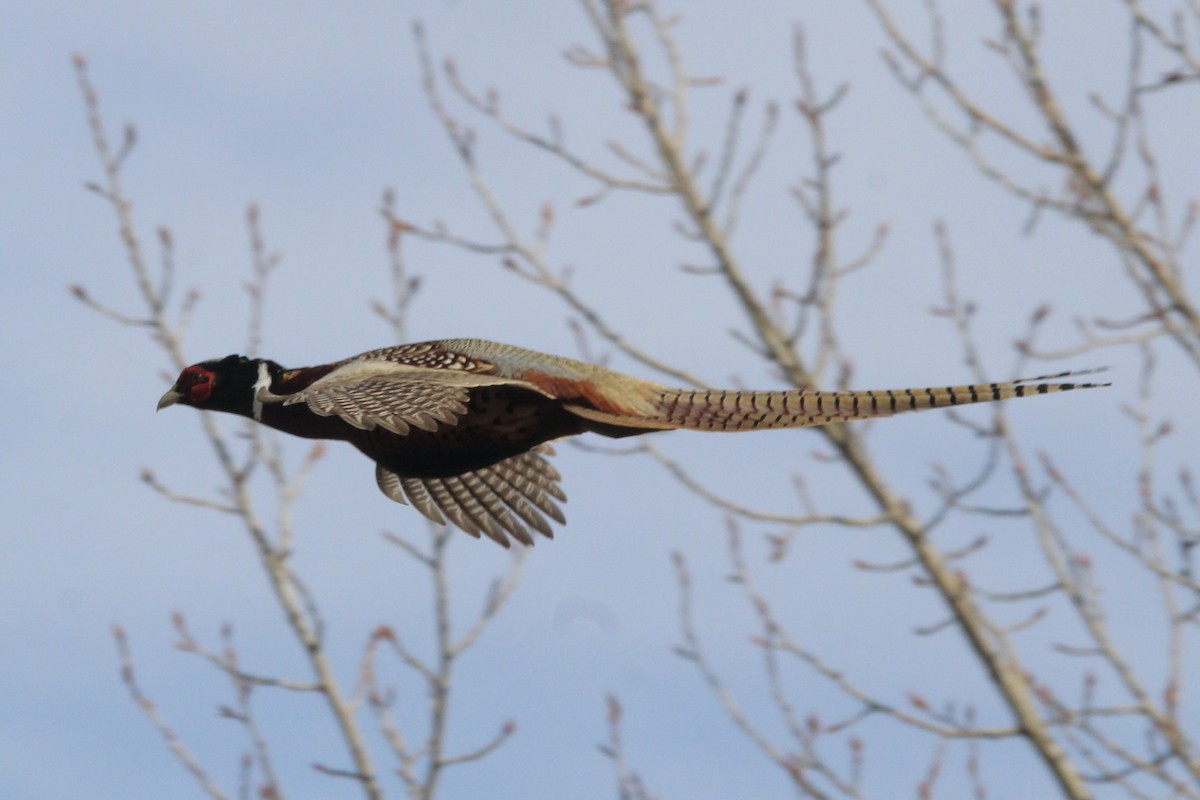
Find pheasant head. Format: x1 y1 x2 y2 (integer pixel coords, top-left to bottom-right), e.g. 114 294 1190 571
158 355 281 417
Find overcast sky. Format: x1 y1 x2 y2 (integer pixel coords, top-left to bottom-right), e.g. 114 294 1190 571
2 2 1193 799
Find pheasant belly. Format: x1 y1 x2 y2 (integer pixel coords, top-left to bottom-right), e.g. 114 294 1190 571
347 386 587 479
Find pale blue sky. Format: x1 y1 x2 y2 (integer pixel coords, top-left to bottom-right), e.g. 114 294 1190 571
2 2 1192 798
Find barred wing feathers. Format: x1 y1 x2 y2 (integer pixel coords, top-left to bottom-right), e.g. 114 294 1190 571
278 360 549 436
375 446 566 547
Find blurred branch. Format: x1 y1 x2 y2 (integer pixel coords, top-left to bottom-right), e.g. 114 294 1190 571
359 210 525 800
75 55 382 799
587 5 1092 796
403 2 1126 796
361 532 522 800
864 0 1200 369
673 544 858 799
172 614 321 693
857 2 1200 790
113 626 228 800
599 695 659 800
211 623 285 799
639 438 890 530
393 21 709 390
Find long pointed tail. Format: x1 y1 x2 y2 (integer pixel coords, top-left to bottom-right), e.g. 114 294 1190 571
650 368 1110 432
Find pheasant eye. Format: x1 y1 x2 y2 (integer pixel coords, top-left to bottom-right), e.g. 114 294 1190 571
187 367 215 403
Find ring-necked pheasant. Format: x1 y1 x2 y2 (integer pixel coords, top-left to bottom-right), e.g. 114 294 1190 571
157 338 1108 547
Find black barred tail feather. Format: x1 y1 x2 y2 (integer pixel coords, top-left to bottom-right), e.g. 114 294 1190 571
655 368 1111 432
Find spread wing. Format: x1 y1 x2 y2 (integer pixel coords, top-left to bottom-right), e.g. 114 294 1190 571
375 446 566 547
269 361 547 436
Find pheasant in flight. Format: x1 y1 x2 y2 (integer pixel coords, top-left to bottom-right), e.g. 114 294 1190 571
157 338 1107 547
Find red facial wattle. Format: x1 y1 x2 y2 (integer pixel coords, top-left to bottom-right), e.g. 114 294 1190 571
184 366 214 404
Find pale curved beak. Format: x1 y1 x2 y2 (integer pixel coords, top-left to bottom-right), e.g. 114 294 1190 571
157 388 183 411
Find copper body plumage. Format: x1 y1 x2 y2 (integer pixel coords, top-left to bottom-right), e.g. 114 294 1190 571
157 338 1109 547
